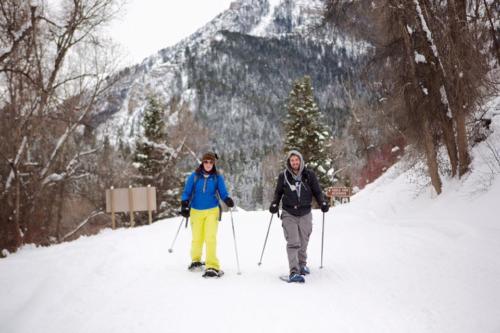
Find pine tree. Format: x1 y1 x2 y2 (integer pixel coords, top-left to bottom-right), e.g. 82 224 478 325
284 76 333 188
134 95 180 219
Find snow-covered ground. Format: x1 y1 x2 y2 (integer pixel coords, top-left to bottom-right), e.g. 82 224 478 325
2 106 500 332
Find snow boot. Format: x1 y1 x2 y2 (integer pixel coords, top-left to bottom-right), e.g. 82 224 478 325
188 261 205 272
300 266 310 275
288 273 305 283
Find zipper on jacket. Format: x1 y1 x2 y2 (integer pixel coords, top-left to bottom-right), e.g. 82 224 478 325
203 175 209 193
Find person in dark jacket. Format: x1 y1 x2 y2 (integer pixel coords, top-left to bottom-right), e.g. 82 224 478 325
269 150 329 282
180 152 234 278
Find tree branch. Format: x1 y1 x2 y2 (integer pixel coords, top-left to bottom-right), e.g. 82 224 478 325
61 210 107 241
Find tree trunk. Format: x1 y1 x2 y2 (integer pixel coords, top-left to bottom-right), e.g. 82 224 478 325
440 114 458 177
423 120 442 195
455 112 471 176
15 177 22 248
412 0 460 180
455 0 467 23
448 0 472 176
397 0 443 194
56 182 65 242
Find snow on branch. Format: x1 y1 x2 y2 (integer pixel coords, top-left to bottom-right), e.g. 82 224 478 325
179 139 201 164
4 136 28 193
61 210 106 241
40 109 90 179
414 51 426 63
141 138 176 155
41 147 100 186
40 127 70 179
42 173 66 185
413 0 452 118
413 0 440 61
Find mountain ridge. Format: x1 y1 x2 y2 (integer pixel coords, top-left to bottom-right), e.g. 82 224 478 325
92 0 369 209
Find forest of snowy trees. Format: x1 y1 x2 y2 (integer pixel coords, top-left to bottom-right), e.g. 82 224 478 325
1 0 499 253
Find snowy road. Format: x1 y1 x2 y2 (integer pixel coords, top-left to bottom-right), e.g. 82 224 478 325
2 163 500 333
2 110 500 333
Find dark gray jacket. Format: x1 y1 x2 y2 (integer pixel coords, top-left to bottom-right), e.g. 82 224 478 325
272 168 326 217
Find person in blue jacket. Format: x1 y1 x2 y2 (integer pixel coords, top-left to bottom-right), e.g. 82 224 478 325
180 152 234 277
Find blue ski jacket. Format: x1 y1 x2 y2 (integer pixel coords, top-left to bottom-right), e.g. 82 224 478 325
181 171 229 210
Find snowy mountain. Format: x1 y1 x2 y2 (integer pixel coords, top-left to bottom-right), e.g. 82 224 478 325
91 0 369 209
2 99 499 332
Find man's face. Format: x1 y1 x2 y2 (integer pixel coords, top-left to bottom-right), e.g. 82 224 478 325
289 155 301 171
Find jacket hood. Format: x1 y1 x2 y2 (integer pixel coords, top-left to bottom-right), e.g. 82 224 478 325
286 150 304 177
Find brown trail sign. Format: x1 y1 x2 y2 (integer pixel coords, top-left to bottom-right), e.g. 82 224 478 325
105 185 157 228
325 186 352 206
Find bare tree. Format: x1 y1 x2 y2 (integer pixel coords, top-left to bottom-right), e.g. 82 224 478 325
323 0 494 195
0 0 123 251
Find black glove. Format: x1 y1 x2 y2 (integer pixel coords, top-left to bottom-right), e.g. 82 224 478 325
320 201 329 213
224 197 234 208
180 200 190 218
269 202 279 214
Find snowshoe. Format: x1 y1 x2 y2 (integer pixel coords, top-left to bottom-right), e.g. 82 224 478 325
279 273 305 283
202 268 224 278
188 261 205 272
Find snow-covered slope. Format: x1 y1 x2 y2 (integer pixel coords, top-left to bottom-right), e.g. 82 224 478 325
2 101 499 332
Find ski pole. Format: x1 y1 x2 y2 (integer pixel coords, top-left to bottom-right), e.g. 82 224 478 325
258 214 274 266
320 212 325 269
168 217 186 253
230 209 242 275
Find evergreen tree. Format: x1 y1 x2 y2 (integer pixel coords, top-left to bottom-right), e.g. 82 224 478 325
134 95 180 220
284 76 333 188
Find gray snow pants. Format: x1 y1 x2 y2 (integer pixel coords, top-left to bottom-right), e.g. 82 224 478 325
281 210 313 274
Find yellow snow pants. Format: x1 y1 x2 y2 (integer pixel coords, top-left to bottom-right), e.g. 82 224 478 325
190 207 220 270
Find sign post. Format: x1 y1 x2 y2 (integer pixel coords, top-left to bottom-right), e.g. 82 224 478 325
146 185 153 225
110 186 116 229
128 185 134 227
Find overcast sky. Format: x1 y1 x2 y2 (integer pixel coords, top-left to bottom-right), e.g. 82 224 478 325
107 0 234 66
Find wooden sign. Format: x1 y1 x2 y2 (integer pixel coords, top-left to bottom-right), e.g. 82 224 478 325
326 186 352 206
105 186 156 228
326 186 351 198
